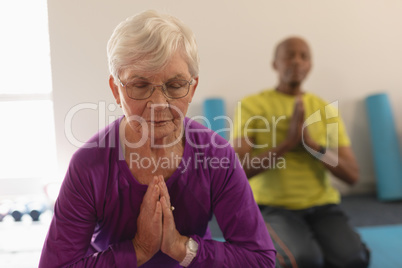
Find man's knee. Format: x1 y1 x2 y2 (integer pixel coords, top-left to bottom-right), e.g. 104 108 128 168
342 246 370 268
327 245 370 268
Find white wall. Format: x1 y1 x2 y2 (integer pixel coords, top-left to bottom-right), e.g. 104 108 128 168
48 0 402 194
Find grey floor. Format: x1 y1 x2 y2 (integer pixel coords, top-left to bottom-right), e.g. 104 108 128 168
339 194 402 227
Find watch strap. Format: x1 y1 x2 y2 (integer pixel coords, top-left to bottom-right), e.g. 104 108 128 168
179 238 198 267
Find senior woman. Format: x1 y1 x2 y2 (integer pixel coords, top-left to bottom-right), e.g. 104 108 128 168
39 10 275 267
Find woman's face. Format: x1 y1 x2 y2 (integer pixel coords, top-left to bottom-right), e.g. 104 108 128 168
110 52 198 144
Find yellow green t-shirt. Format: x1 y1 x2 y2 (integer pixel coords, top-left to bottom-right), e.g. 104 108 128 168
233 89 350 210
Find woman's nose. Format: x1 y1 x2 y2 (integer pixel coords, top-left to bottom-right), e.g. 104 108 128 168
147 86 169 109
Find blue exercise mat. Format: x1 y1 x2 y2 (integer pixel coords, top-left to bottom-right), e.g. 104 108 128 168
203 98 228 140
365 93 402 201
357 224 402 268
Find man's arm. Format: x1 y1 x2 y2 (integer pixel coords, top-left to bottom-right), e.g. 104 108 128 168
323 146 359 185
303 139 359 185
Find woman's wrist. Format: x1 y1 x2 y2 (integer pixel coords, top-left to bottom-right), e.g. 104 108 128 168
132 237 151 266
164 235 188 262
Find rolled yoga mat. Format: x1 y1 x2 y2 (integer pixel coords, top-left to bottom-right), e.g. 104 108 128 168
365 93 402 201
203 98 228 140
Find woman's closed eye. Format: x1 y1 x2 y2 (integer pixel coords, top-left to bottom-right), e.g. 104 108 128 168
131 82 151 89
166 80 187 89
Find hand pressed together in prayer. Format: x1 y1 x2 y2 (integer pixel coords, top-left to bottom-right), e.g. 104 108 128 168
285 94 305 150
285 95 318 152
133 176 187 266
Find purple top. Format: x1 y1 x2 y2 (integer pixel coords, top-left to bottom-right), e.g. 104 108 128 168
39 117 275 267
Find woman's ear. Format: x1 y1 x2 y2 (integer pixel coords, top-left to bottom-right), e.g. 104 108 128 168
109 75 120 105
188 76 199 103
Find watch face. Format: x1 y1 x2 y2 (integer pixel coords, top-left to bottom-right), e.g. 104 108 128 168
188 238 199 252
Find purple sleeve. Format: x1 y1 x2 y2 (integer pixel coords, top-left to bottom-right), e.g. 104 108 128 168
38 159 138 268
188 147 276 267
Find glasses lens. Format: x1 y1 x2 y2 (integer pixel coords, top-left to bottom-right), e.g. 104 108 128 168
126 81 153 100
165 80 189 98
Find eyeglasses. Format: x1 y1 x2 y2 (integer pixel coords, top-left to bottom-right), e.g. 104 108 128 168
117 77 194 100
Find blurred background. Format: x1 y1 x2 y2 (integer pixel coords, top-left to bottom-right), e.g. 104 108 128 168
1 0 402 267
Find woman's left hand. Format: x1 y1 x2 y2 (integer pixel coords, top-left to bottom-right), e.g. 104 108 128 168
157 176 188 262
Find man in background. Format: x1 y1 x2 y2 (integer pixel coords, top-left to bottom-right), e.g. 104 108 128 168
233 37 370 268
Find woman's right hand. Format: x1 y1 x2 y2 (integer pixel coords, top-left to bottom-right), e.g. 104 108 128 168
132 176 163 266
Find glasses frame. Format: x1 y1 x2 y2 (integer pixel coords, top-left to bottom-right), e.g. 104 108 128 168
117 76 194 100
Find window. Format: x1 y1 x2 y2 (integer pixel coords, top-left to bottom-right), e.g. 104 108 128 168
0 0 56 181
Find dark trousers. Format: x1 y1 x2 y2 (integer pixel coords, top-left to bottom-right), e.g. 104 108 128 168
260 204 370 268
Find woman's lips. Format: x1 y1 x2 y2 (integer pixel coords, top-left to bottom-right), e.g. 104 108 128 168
148 120 170 127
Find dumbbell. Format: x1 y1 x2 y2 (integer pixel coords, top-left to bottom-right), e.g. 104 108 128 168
10 202 28 222
26 201 48 221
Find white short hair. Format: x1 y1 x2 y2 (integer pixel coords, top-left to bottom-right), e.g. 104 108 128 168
107 10 199 81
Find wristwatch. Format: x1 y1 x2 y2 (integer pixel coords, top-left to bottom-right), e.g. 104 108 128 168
179 237 198 267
